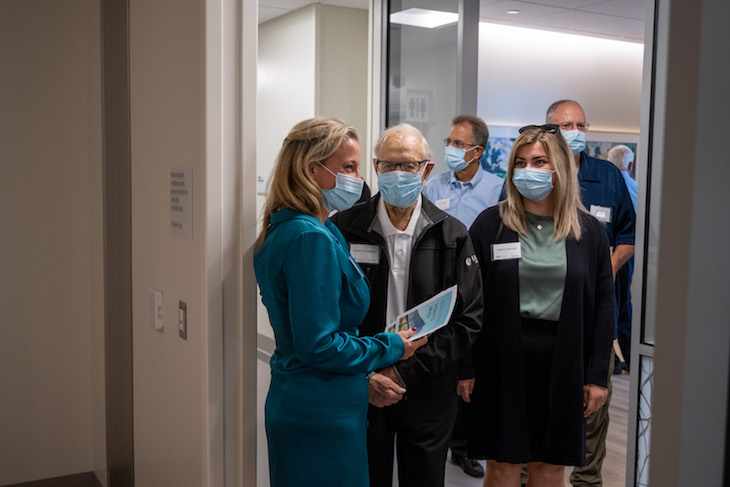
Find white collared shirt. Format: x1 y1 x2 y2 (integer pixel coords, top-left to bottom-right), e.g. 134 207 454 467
376 196 423 324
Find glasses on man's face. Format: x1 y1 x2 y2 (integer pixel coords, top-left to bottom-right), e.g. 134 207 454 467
443 138 476 150
557 122 590 132
518 124 560 134
376 160 429 173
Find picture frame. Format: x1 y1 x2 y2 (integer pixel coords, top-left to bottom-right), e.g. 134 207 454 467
482 125 640 179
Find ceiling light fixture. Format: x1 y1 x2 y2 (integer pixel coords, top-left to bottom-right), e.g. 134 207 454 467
390 8 459 29
507 10 520 15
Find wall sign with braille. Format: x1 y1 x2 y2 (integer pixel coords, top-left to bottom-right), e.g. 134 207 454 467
170 166 193 240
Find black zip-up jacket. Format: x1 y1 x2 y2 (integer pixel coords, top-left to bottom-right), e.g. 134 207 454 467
331 195 484 399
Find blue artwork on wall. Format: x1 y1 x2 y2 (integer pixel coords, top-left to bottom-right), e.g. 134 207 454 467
481 135 639 180
481 137 515 179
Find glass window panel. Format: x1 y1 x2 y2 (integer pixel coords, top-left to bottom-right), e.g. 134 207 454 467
636 355 654 486
387 0 460 166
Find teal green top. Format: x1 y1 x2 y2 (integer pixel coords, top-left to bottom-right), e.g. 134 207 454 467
518 212 567 321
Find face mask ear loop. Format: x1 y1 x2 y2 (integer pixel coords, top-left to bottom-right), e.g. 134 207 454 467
317 161 338 184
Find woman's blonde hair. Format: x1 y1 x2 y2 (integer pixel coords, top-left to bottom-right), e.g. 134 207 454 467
256 117 359 247
499 127 586 240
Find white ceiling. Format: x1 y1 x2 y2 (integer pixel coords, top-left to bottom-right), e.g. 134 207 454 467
259 0 369 24
259 0 646 43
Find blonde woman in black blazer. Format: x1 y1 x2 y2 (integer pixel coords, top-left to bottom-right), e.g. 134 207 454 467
466 125 614 487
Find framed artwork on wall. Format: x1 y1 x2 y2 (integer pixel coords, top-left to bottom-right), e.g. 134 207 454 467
482 125 640 179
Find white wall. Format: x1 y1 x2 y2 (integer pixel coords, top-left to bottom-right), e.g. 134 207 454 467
0 1 105 484
317 6 369 147
256 4 369 341
477 22 644 133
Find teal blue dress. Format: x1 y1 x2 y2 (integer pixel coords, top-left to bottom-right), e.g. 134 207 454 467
254 209 405 487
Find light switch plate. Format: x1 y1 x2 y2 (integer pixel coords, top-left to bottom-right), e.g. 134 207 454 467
148 289 164 331
178 300 187 340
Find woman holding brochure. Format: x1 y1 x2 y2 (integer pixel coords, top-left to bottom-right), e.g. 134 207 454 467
254 117 426 487
467 125 614 486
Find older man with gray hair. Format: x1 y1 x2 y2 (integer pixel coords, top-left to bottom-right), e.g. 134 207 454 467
607 143 638 377
607 144 638 211
331 123 483 487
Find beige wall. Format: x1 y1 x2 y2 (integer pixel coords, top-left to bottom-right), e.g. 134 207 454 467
130 0 210 485
130 0 256 485
0 0 105 484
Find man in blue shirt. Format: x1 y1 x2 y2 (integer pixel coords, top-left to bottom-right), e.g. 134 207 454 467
608 144 638 371
423 115 504 229
423 115 502 479
608 144 638 211
547 100 636 487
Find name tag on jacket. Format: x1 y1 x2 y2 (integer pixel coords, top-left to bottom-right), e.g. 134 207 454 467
491 242 521 261
590 204 612 223
350 243 380 265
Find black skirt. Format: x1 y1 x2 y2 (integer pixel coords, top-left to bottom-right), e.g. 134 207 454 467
521 318 558 460
466 317 586 466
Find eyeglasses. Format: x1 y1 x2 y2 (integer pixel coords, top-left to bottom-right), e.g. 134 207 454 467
376 160 429 173
557 122 590 132
443 138 477 150
518 124 560 134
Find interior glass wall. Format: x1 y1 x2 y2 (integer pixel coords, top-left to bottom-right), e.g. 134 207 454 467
386 0 462 172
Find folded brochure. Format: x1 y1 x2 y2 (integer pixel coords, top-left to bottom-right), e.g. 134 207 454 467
384 284 458 340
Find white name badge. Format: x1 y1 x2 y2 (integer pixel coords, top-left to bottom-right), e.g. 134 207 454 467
350 243 380 265
435 198 450 211
491 242 521 261
590 205 612 223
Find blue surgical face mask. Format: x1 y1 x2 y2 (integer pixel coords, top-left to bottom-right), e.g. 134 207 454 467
512 168 554 201
444 145 476 173
561 129 587 155
377 170 423 208
318 163 364 212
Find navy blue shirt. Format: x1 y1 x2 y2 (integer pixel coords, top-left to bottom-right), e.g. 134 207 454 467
578 153 635 340
578 153 635 249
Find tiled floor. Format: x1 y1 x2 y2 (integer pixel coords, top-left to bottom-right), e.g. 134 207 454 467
256 356 630 487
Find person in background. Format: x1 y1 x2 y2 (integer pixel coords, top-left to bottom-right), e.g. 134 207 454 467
468 124 614 487
423 114 504 229
546 100 635 487
332 123 483 487
423 114 503 478
607 144 638 370
607 144 637 211
254 117 426 487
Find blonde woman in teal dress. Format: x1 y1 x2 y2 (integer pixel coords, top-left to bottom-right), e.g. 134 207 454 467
255 117 426 487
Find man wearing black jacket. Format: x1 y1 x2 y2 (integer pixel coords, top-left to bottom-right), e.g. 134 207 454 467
331 124 483 487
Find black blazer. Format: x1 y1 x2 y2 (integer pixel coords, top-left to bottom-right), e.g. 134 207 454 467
331 195 484 399
467 206 614 462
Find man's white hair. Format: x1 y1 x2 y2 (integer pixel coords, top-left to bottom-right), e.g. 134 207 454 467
373 123 432 161
607 144 634 171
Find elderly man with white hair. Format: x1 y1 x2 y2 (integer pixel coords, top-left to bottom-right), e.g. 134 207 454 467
331 123 484 487
607 143 638 380
607 144 638 211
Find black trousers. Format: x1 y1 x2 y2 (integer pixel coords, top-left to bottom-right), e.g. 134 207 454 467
449 401 468 459
367 392 459 487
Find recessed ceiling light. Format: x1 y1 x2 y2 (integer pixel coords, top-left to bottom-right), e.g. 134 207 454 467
507 10 520 15
390 8 459 29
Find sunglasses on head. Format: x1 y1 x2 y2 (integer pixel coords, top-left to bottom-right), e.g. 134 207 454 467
518 124 560 134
